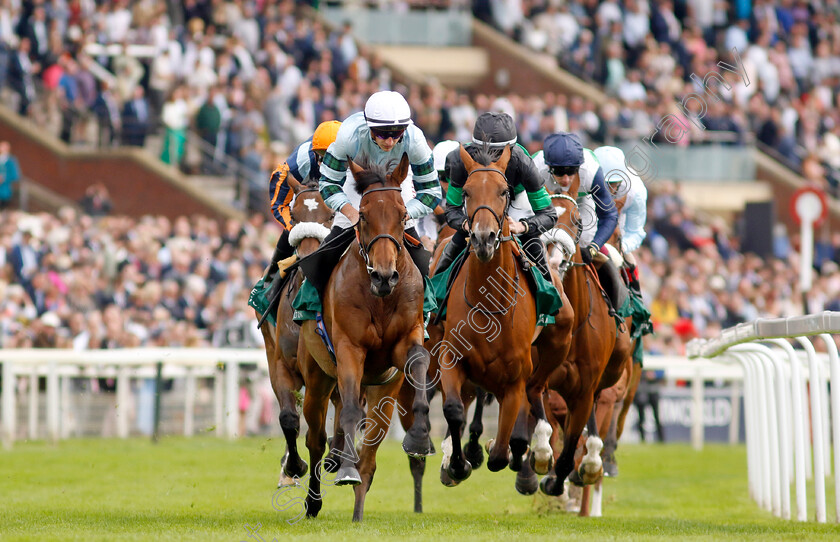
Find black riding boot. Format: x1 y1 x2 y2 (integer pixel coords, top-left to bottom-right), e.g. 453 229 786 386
520 235 552 283
404 227 431 277
597 259 623 316
298 226 357 300
263 229 295 283
434 230 468 275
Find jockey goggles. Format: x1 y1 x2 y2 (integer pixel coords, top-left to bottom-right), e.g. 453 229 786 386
370 125 407 141
548 165 580 177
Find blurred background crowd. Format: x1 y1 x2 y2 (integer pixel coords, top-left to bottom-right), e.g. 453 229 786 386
1 0 839 356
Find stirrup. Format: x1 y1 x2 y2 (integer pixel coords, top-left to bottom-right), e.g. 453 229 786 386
276 254 298 279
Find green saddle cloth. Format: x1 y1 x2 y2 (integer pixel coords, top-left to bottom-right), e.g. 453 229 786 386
247 277 276 326
617 287 653 341
292 276 438 326
429 245 563 327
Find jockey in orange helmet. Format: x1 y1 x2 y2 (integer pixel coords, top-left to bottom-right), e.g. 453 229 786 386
263 120 341 283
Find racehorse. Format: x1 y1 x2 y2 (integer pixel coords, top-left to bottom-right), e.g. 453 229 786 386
254 175 335 489
535 183 632 498
437 144 553 484
297 154 434 522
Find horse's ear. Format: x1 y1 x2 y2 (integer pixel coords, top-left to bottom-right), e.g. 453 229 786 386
459 144 477 172
389 152 410 186
286 173 304 195
494 144 512 172
347 158 364 180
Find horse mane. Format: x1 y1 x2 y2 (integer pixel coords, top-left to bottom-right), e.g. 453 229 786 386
470 142 502 167
352 159 393 195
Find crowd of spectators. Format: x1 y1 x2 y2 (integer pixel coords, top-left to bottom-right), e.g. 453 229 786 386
484 0 840 198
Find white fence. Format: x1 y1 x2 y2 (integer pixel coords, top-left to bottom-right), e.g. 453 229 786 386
1 348 743 450
687 311 840 523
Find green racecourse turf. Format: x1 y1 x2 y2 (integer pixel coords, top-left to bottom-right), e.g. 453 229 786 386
1 438 838 541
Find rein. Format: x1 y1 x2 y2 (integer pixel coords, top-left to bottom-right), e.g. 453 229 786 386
355 185 405 275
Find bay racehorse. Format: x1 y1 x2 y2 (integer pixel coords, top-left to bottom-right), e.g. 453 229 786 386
254 175 335 489
437 144 554 484
536 184 632 497
297 154 434 522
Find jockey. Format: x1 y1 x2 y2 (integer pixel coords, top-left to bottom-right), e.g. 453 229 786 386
264 119 341 283
592 145 648 267
416 139 460 248
436 112 557 282
298 90 442 291
534 132 623 312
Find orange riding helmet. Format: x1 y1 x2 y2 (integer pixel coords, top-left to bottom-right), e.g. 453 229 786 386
312 120 342 152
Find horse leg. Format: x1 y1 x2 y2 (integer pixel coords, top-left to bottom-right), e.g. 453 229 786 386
514 413 540 495
486 380 524 472
463 387 486 469
507 393 531 472
333 340 367 486
268 347 307 485
540 392 594 497
399 341 434 457
397 376 426 513
352 378 403 522
525 376 554 475
300 365 335 518
616 361 643 440
577 406 604 486
323 389 344 474
440 362 471 484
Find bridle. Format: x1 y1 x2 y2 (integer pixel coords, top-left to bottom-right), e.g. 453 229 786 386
548 193 584 276
464 167 513 250
355 186 405 275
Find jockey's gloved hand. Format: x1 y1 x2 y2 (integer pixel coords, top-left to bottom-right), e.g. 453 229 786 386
581 243 599 265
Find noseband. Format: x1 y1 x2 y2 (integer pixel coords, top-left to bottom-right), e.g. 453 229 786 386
465 167 512 250
356 185 404 275
549 193 584 275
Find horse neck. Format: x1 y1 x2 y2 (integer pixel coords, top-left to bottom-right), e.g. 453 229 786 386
563 248 592 325
465 240 518 309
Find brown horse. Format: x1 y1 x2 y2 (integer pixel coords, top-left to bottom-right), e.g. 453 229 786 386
255 175 335 488
297 154 433 522
437 144 550 484
536 185 632 497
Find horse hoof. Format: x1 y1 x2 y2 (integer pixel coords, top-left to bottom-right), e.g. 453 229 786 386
445 460 473 483
281 452 308 479
539 475 564 497
334 465 362 486
580 465 603 486
530 449 554 476
603 451 618 478
277 471 300 488
305 496 323 518
322 454 340 474
508 445 528 472
568 468 584 487
487 451 510 473
484 439 495 454
439 465 461 487
402 431 434 457
463 439 484 469
515 470 539 495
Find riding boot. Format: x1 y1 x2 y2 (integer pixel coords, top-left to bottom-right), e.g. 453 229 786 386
434 232 467 275
521 237 552 283
404 226 431 277
263 229 295 283
597 259 623 318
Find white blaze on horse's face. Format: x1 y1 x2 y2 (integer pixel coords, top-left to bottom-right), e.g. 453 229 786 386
303 198 319 211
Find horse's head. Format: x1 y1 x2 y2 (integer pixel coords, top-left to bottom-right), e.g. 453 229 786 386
543 192 582 278
286 176 334 258
349 153 409 297
460 144 512 262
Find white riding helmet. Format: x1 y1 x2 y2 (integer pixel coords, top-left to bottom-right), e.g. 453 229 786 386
364 90 413 129
432 140 460 172
594 146 639 199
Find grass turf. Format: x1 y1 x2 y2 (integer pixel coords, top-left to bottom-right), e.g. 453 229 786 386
1 437 838 541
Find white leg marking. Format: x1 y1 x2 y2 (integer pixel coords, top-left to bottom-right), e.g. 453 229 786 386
532 419 553 474
582 435 603 475
591 482 603 517
441 435 453 470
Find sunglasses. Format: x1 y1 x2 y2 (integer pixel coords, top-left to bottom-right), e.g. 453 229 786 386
549 165 580 177
370 126 406 140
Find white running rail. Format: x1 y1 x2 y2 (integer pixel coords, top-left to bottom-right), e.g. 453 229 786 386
687 311 840 523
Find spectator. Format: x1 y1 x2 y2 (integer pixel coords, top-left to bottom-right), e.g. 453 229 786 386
93 80 122 148
121 85 150 147
0 141 21 209
79 183 113 217
159 86 190 167
8 37 38 115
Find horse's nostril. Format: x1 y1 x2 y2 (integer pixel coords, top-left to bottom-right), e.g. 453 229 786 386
389 271 400 286
370 270 382 283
